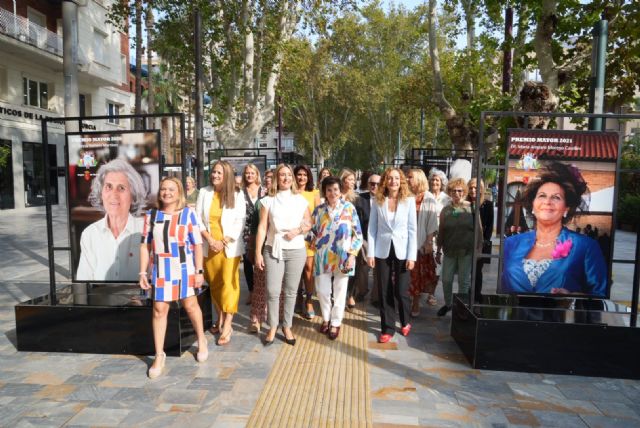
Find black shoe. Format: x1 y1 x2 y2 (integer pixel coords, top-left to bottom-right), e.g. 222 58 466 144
263 338 274 346
437 305 451 317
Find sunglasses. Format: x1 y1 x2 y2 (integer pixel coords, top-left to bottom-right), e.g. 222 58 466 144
368 182 380 186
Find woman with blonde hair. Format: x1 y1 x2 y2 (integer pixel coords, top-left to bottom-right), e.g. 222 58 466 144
241 164 266 306
367 167 417 343
255 164 312 345
195 160 247 345
406 169 439 316
139 177 207 378
435 178 474 317
185 176 199 208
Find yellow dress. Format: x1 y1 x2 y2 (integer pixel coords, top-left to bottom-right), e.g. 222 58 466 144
301 189 318 257
204 192 240 313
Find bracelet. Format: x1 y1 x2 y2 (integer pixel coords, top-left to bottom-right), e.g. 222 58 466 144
139 272 147 276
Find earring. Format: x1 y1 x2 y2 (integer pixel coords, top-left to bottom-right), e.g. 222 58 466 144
563 211 568 218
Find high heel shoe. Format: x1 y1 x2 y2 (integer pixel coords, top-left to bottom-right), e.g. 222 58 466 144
148 352 166 379
210 323 221 335
328 326 340 341
263 329 276 346
196 340 209 362
249 321 261 334
282 327 296 346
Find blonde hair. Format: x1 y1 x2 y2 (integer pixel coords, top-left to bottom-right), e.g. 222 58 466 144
467 177 485 203
447 177 468 198
185 176 196 187
408 169 428 194
210 160 237 208
339 168 357 203
158 176 186 210
375 167 410 205
268 164 299 196
242 163 262 187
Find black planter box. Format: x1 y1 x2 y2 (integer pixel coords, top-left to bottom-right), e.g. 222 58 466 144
15 284 213 356
451 294 640 379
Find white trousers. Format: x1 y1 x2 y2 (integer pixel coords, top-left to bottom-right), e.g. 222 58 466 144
315 271 349 327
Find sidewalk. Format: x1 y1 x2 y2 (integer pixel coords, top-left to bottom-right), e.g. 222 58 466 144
1 208 640 427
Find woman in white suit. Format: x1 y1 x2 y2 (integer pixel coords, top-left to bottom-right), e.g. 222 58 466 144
367 168 417 343
196 160 246 345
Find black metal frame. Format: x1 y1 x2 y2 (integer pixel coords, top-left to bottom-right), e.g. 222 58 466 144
472 111 640 326
41 113 186 303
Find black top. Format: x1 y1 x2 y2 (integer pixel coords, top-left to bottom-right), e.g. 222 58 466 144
354 192 371 241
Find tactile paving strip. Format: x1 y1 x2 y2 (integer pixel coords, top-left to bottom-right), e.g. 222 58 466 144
247 303 372 427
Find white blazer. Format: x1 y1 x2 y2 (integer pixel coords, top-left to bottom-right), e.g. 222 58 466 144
195 186 246 258
367 196 417 261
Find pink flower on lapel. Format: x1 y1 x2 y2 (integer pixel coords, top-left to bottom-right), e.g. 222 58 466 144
552 239 572 259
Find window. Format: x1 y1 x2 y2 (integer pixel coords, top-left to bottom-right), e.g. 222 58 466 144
0 140 14 209
0 68 7 100
93 30 107 64
23 142 58 207
107 102 120 124
22 77 49 109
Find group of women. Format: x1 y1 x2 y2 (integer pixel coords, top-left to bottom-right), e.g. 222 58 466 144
138 162 490 378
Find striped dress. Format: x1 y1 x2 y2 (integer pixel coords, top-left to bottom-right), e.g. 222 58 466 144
142 207 203 302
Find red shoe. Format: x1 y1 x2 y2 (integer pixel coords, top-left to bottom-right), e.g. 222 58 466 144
401 323 412 337
378 333 393 343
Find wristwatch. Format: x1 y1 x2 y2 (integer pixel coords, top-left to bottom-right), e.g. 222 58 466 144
197 269 204 274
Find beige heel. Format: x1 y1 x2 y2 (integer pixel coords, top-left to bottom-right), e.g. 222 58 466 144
196 340 209 363
148 352 166 379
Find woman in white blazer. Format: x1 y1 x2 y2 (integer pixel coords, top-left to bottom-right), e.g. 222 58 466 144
367 167 417 344
196 160 246 345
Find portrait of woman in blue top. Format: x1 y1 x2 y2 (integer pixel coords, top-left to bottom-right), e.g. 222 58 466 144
501 162 608 297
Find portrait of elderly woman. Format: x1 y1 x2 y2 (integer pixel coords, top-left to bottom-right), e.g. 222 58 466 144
76 158 147 281
501 162 608 297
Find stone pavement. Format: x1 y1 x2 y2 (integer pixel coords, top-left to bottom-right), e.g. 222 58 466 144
1 207 640 427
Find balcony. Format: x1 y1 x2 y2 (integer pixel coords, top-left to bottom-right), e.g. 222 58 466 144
0 7 62 57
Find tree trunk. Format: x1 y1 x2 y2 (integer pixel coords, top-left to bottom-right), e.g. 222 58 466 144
534 0 559 91
146 2 154 128
517 81 558 129
428 0 475 151
134 0 143 129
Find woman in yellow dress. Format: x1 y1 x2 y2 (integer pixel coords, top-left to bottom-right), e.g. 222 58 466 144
195 160 247 345
293 165 320 318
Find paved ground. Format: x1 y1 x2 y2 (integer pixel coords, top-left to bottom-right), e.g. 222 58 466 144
1 207 640 427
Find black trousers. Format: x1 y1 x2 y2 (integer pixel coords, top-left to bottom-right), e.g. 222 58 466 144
375 244 411 335
243 254 254 292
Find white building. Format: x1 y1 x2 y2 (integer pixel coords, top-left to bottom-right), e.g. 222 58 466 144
0 0 132 211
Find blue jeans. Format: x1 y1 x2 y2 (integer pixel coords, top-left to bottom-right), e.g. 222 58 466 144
441 253 472 306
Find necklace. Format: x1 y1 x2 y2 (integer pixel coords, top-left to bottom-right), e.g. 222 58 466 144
535 240 555 248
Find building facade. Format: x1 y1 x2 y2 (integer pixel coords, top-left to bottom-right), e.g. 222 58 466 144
0 0 132 211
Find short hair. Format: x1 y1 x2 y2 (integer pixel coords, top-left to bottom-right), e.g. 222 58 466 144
242 163 262 187
293 164 315 191
210 160 237 208
359 170 373 191
428 168 448 191
185 176 196 187
375 167 410 205
88 158 147 215
447 177 468 197
339 168 357 203
268 164 299 196
321 176 342 198
157 176 186 210
408 169 429 194
521 161 589 224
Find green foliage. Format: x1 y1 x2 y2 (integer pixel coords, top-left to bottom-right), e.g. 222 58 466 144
0 144 10 169
618 194 640 226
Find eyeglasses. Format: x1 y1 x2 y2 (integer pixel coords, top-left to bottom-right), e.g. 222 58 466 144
452 189 464 193
368 182 380 187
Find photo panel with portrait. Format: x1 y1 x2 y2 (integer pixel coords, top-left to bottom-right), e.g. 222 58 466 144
499 129 620 298
66 130 161 282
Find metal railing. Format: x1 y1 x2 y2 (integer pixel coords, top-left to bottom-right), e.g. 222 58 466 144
0 8 62 57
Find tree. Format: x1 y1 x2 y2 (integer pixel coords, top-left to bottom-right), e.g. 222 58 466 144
147 0 348 150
